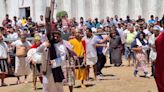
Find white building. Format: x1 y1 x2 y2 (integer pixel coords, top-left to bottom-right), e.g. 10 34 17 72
0 0 164 25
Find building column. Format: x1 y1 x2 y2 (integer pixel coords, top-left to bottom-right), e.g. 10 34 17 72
98 0 105 19
156 0 164 19
104 0 114 17
91 0 100 18
54 0 63 19
33 0 46 21
0 0 6 24
149 0 157 16
134 0 142 19
77 0 85 20
84 0 92 19
117 0 128 19
5 0 19 18
31 0 35 21
143 0 157 20
63 0 71 18
128 0 142 19
71 0 77 18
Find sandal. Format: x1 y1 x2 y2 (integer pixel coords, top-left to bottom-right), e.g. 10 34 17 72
1 83 8 86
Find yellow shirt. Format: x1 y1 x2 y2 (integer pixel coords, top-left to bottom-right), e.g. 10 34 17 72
21 19 27 26
69 38 84 57
125 31 137 47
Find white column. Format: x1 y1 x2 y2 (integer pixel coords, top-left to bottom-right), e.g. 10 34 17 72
54 0 64 19
63 0 71 18
134 0 142 19
118 0 128 19
91 0 100 18
141 0 148 20
99 0 106 19
142 0 157 20
149 0 157 16
33 0 46 21
157 0 164 19
105 0 114 17
113 0 119 17
46 0 51 6
6 0 19 18
84 0 92 19
128 0 142 19
71 0 77 18
0 0 6 25
77 0 85 20
31 0 35 21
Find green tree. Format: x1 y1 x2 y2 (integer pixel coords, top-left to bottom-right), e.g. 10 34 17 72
56 11 68 18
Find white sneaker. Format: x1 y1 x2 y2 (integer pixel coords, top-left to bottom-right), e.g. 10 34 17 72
134 74 139 77
145 74 151 78
97 75 103 80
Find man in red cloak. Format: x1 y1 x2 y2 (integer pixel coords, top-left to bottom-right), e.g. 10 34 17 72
155 31 164 92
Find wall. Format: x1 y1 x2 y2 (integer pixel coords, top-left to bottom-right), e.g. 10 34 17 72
55 0 164 20
0 0 164 26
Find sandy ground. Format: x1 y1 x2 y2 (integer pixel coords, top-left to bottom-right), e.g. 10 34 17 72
0 59 158 92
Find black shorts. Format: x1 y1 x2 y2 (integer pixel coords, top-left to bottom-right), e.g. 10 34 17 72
0 59 8 73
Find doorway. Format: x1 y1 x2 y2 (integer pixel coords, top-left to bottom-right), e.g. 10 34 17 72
19 7 30 19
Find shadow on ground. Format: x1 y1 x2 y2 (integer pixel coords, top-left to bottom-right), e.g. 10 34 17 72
74 84 95 88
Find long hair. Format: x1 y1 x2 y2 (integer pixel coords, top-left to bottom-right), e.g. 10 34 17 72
48 31 61 60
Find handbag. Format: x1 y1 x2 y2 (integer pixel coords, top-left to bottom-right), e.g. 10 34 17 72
16 46 27 57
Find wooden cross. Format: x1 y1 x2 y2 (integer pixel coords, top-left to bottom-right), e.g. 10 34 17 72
45 0 55 35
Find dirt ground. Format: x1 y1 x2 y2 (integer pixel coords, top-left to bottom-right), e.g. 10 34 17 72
0 59 158 92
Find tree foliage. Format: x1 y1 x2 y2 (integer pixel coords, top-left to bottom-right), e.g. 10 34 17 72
56 11 68 18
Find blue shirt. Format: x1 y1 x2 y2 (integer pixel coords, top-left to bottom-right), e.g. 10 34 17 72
96 35 103 54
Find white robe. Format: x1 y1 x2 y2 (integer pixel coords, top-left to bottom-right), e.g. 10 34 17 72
11 40 31 76
42 66 63 92
37 44 64 92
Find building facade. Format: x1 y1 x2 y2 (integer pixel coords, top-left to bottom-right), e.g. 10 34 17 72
0 0 164 25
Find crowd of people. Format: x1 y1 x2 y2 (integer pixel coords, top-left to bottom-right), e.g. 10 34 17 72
0 13 164 92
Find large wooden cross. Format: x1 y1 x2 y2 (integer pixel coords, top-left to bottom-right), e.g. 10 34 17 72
44 0 55 75
45 0 55 35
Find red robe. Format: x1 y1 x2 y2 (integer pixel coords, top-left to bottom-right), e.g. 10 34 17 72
155 32 164 92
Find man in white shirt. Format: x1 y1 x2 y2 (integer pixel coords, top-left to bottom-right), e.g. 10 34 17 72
37 15 45 28
82 28 107 80
117 23 124 44
7 28 18 40
11 16 18 30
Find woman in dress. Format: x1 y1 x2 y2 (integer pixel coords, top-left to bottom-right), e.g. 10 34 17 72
109 29 122 66
131 32 150 77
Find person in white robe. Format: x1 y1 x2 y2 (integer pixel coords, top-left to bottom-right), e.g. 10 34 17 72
11 35 31 84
